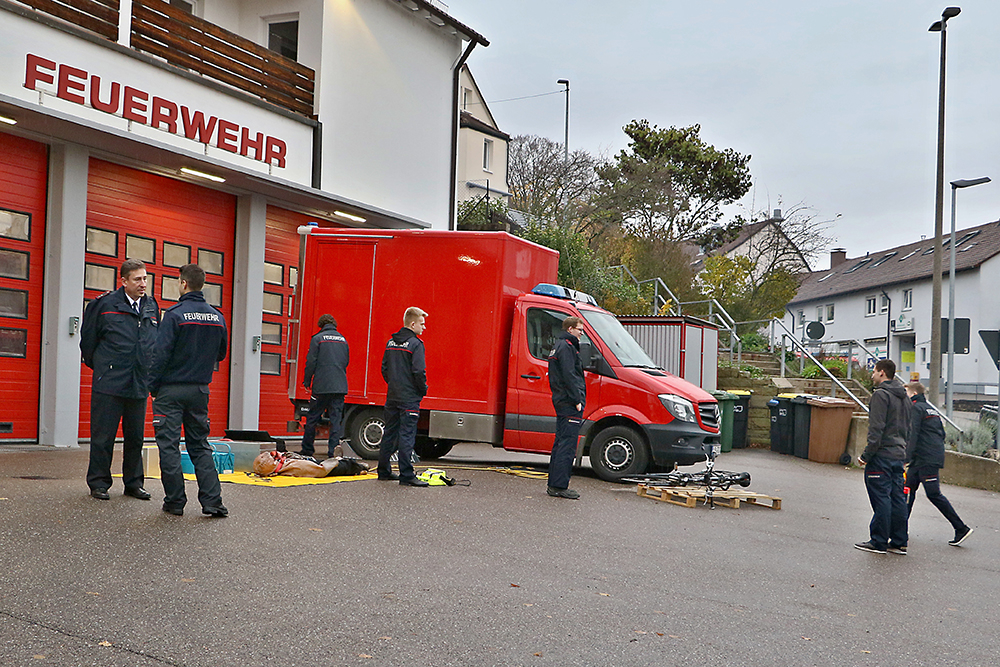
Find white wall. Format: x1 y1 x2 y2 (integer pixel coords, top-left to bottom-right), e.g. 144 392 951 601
317 0 462 228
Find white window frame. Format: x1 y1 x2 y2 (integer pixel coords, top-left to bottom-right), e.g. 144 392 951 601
902 289 913 311
825 303 835 323
262 13 300 62
880 294 889 314
865 297 877 317
483 138 493 172
797 310 805 329
815 306 823 323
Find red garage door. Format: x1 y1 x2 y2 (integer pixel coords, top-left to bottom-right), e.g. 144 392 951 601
79 159 236 439
258 207 344 435
0 133 47 441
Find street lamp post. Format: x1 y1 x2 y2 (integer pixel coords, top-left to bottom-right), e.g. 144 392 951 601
928 6 961 406
946 176 991 418
557 79 570 163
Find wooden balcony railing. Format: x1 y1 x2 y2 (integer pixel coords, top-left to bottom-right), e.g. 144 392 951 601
14 0 119 40
130 0 314 117
12 0 316 118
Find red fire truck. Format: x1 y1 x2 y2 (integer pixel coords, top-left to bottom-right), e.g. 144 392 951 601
288 228 720 480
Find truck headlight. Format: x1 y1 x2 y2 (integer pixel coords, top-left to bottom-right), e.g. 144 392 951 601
659 394 697 423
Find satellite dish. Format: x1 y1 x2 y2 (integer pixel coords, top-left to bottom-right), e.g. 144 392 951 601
806 321 826 340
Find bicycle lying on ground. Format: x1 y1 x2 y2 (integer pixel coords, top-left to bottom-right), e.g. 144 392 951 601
622 443 751 508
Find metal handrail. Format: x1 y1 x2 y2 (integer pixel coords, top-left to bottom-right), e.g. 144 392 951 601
769 318 869 413
605 265 679 316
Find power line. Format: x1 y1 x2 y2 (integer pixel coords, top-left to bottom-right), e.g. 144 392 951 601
484 89 564 105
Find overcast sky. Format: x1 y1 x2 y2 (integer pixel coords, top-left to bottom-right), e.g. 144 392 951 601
452 0 1000 270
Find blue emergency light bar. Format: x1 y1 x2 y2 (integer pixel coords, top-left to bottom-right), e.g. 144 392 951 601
531 283 599 307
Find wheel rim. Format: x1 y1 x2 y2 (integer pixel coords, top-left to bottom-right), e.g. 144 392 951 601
602 437 634 471
360 418 384 449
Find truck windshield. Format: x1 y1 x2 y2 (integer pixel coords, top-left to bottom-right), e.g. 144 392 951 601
580 309 658 368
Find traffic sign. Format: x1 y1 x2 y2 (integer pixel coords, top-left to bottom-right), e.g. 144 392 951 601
979 330 1000 370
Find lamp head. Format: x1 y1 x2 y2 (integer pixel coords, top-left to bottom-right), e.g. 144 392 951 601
557 79 569 86
950 177 991 189
943 6 961 19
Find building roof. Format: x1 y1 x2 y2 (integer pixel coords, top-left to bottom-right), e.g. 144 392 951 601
790 219 1000 305
687 217 809 271
460 111 510 141
394 1 489 47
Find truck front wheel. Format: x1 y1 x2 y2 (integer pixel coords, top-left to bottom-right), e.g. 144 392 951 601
348 408 385 460
589 426 650 482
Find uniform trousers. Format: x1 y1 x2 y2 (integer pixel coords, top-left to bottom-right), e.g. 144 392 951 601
548 411 583 490
864 454 908 549
300 393 345 457
153 384 222 511
87 392 146 492
378 401 420 481
906 466 966 531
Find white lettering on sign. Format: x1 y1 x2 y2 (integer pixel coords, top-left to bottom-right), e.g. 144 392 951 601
24 54 287 168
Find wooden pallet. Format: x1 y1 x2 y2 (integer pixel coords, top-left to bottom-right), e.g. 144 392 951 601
637 484 782 510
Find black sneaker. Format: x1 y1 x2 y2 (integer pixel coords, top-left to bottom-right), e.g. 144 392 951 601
854 541 887 554
546 486 580 500
162 505 184 516
887 545 907 555
949 526 973 546
202 505 229 518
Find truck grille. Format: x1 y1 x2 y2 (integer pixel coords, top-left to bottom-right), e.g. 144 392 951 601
698 403 720 431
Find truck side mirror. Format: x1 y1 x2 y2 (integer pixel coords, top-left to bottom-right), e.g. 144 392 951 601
579 339 594 368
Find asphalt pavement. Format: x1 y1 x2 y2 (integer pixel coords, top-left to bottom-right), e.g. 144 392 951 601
1 443 998 666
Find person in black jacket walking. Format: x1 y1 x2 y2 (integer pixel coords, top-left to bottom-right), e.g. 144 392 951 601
904 382 973 546
299 314 349 459
149 264 229 517
546 316 587 500
378 307 429 486
80 258 159 501
855 359 909 554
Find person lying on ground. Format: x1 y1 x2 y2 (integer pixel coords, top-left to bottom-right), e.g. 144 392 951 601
252 450 369 478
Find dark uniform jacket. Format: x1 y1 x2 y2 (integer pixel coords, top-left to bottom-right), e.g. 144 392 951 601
303 324 349 394
906 393 947 468
381 327 427 404
548 331 586 416
80 287 159 398
862 377 909 462
149 291 227 393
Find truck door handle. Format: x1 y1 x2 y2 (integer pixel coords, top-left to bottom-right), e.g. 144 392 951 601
521 374 541 380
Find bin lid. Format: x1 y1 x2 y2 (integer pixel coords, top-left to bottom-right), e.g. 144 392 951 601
709 390 737 400
791 393 819 404
724 389 753 396
806 397 856 408
776 393 798 398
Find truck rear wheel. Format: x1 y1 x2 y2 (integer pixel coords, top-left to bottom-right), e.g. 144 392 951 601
348 408 384 460
414 437 456 460
589 426 650 482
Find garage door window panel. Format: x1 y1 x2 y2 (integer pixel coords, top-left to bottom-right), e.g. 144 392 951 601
261 321 281 345
0 288 28 319
0 209 31 242
84 264 116 292
163 242 190 268
86 228 118 256
0 327 27 358
263 262 283 285
126 235 155 263
0 249 29 280
260 351 282 375
198 249 224 275
203 283 222 307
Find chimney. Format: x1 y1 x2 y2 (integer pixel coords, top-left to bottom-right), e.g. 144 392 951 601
772 209 783 220
830 248 847 269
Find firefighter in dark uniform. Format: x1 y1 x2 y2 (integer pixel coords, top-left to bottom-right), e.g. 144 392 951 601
546 316 587 499
80 258 159 501
904 382 974 546
299 314 349 459
149 264 229 517
378 306 429 486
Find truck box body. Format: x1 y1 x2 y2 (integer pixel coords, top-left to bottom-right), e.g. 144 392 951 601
290 229 558 443
290 228 720 479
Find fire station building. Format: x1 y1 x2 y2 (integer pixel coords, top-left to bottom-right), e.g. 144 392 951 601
0 0 487 446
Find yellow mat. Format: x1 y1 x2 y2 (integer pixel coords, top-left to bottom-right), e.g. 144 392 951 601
201 471 378 486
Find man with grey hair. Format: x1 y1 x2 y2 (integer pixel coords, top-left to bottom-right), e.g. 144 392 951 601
81 258 159 501
378 306 429 486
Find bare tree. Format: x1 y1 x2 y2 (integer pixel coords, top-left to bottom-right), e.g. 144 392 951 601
507 135 600 227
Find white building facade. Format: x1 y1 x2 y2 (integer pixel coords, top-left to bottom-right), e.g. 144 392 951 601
785 221 1000 398
0 0 487 445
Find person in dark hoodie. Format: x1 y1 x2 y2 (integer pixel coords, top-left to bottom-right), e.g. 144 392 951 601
378 307 429 487
904 382 973 546
299 314 349 459
855 359 909 554
546 316 587 500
